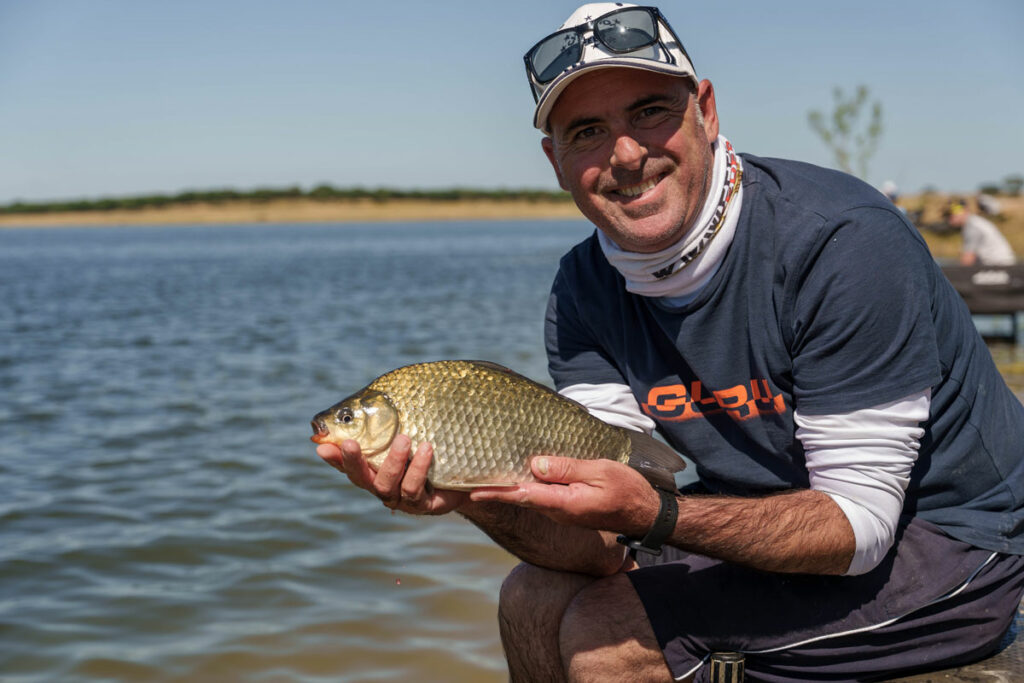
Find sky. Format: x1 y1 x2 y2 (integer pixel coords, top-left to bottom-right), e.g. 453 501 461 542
0 0 1022 204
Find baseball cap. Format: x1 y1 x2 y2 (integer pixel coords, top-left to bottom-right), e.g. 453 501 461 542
525 3 697 133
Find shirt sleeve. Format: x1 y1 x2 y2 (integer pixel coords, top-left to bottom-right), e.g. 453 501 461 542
796 389 930 575
545 267 627 390
789 207 941 415
559 382 657 434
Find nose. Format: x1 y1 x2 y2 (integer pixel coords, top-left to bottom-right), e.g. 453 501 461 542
610 134 646 170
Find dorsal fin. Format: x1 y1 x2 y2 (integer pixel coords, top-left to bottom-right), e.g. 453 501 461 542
463 360 592 413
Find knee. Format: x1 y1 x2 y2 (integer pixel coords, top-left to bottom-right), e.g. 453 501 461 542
498 562 548 620
499 562 600 636
560 574 668 681
559 575 625 657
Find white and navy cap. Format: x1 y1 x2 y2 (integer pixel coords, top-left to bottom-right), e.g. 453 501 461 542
527 3 698 133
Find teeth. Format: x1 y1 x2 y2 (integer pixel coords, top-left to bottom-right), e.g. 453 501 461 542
618 177 658 198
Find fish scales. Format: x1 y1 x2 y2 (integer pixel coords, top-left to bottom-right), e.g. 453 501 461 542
366 361 630 488
310 360 683 491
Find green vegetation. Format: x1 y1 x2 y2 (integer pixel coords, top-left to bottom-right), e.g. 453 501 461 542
979 175 1024 198
0 185 573 215
807 85 884 180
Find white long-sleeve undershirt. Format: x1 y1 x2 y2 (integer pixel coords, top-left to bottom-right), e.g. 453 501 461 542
559 382 930 575
796 390 929 575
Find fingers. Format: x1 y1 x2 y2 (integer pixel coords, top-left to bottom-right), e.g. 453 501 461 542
400 442 434 508
316 437 464 516
471 458 647 532
316 443 343 469
531 455 608 484
339 439 376 489
468 457 605 508
398 443 471 515
469 481 567 509
371 435 414 508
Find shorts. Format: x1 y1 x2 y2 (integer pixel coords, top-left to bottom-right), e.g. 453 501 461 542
627 516 1024 682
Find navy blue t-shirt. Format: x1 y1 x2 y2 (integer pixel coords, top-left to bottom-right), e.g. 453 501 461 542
545 154 1024 554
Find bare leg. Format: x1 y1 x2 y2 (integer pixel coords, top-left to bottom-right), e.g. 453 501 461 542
499 562 598 683
560 573 684 682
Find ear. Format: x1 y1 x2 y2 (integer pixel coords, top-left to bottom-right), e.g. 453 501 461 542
541 137 569 191
696 79 719 141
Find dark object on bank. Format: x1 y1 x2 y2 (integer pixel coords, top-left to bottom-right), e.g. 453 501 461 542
940 264 1024 316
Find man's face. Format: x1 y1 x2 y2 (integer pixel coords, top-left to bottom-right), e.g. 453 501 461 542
542 69 719 254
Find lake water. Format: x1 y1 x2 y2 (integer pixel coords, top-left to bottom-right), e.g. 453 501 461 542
0 221 595 682
2 221 1023 682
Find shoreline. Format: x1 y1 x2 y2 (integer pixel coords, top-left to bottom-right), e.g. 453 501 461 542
4 195 1022 265
0 198 583 228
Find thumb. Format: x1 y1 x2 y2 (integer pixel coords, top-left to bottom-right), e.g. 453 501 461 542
316 443 342 459
531 455 592 483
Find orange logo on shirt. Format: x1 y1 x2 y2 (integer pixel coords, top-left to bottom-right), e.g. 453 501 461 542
642 380 787 422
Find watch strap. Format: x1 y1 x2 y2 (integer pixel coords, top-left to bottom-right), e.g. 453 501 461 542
616 486 678 556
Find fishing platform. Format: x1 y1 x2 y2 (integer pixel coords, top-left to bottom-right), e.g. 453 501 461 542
941 263 1024 345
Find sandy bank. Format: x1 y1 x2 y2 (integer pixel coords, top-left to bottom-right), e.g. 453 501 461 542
4 195 1022 265
0 198 584 228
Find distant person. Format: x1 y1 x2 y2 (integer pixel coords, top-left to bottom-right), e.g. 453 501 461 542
881 180 908 216
947 198 1016 266
318 3 1024 680
881 180 899 201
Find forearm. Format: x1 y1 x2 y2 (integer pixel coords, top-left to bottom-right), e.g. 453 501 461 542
459 501 626 576
670 489 855 575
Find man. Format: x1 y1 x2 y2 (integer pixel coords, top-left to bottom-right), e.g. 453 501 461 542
947 198 1016 266
317 4 1024 680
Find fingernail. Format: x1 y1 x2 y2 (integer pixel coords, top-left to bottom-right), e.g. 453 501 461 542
536 457 549 475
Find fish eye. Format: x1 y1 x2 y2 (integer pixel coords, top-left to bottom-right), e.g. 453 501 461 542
336 408 355 425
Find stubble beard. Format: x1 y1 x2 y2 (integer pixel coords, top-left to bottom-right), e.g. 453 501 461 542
609 157 714 254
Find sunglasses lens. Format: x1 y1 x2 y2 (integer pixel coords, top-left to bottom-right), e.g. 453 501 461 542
595 9 657 52
530 30 582 83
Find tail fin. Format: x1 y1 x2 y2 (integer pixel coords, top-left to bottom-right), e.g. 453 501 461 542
625 430 686 492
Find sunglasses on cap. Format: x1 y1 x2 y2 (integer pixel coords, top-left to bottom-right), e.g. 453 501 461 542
523 6 688 103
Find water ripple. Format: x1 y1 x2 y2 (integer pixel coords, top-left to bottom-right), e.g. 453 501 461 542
0 222 582 681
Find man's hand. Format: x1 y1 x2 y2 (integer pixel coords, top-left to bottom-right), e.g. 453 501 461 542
468 456 662 538
316 435 468 515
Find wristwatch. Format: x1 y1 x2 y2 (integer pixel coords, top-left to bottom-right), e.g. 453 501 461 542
616 486 678 556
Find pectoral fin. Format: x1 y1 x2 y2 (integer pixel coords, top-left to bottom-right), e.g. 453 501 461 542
625 430 686 492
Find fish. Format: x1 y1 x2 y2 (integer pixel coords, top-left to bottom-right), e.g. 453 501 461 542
310 360 684 491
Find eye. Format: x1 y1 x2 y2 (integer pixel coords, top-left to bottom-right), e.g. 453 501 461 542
635 105 671 125
336 408 354 425
574 125 599 141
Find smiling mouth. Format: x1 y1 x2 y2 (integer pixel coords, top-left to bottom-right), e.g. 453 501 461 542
611 174 664 199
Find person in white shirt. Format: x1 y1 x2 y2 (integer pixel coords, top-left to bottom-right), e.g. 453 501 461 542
947 198 1016 266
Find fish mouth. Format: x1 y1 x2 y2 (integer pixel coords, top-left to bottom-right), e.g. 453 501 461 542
310 419 329 444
